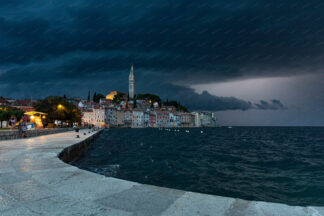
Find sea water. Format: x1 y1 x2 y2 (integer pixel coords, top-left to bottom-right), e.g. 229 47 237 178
72 127 324 206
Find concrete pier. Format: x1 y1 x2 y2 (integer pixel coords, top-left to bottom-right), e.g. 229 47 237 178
0 129 323 215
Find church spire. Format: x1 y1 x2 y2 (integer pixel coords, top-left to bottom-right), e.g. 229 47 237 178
129 64 134 78
129 65 135 99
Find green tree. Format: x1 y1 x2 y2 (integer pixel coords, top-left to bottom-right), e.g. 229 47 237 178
96 93 105 102
136 93 161 103
10 109 25 121
0 111 10 128
133 95 137 108
93 93 105 103
0 107 25 128
113 92 124 104
163 100 188 112
0 112 3 128
34 96 81 124
93 92 97 102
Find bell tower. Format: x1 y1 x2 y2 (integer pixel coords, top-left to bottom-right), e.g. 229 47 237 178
129 65 135 99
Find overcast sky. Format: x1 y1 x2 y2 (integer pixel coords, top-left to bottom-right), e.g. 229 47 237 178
0 0 324 126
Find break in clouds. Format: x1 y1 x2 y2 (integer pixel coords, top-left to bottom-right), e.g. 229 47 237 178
0 0 324 111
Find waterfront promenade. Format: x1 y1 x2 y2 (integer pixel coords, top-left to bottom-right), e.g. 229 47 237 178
0 130 323 215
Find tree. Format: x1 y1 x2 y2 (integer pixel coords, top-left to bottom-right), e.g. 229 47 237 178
112 92 124 104
93 93 104 103
93 92 97 102
0 111 10 128
133 95 137 108
34 96 81 124
96 93 105 101
136 93 162 104
11 109 25 121
0 107 24 128
163 100 188 112
0 112 3 128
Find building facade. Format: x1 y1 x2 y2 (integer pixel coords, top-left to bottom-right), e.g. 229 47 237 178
169 112 178 127
156 111 169 127
123 110 132 127
105 107 117 127
190 112 217 127
116 110 125 127
192 112 201 127
181 113 195 127
132 109 144 128
82 107 105 127
144 111 150 127
149 111 157 127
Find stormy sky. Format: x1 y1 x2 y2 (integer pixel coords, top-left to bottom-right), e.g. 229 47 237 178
0 0 324 126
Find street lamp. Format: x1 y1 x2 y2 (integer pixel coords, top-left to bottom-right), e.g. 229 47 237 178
57 104 63 109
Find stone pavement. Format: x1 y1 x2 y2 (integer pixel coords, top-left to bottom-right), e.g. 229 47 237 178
0 129 323 216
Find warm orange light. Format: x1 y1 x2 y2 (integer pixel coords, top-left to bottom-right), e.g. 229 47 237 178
30 115 35 120
58 104 63 109
42 116 46 119
106 91 118 100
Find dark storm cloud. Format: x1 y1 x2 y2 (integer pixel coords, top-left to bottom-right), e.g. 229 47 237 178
153 85 285 111
1 0 324 110
0 51 285 111
163 87 254 111
254 99 286 110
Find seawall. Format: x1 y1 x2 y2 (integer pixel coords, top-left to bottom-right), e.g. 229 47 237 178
0 128 75 140
59 129 102 163
0 129 323 215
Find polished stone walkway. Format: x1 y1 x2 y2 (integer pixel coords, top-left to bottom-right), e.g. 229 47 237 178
0 129 323 216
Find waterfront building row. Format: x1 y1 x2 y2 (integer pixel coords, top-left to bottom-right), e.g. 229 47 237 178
81 106 217 128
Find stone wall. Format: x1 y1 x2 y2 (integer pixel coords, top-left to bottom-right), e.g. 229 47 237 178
0 128 76 141
59 129 103 163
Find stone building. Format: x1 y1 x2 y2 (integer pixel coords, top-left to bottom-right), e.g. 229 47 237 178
105 107 117 127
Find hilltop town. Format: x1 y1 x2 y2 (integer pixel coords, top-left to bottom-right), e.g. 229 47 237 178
79 65 217 128
0 66 217 129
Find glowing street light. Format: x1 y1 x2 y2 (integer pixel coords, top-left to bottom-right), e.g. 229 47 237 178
57 104 64 109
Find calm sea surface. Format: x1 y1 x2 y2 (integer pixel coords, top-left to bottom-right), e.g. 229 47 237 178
72 127 324 206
